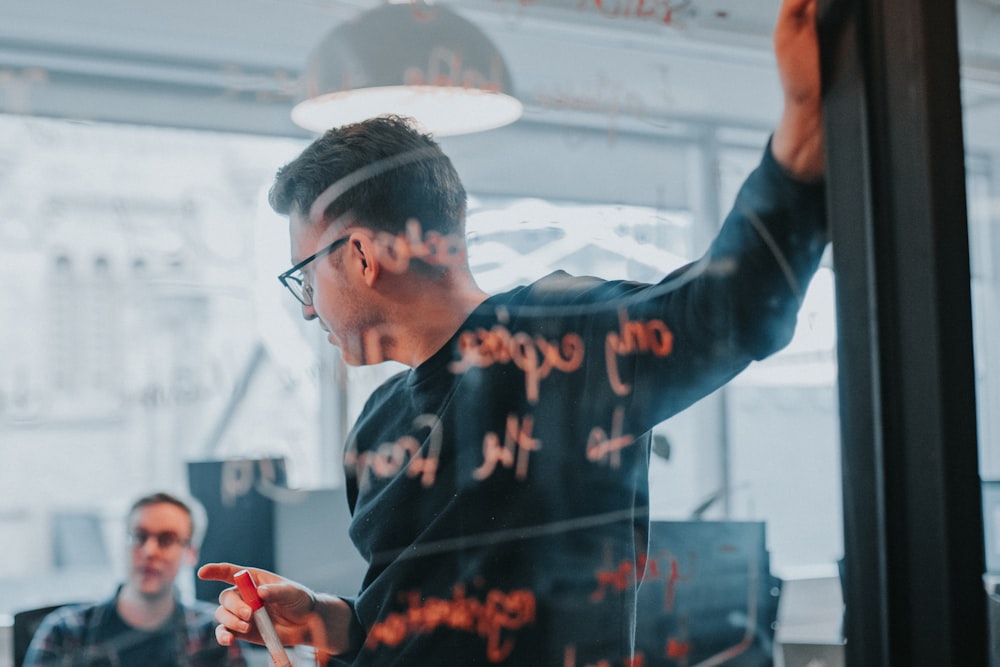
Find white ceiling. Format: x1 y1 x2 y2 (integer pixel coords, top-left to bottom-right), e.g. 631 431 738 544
1 0 998 197
1 0 997 138
0 0 811 137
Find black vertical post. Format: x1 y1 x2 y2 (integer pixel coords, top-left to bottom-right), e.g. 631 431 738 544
819 0 986 664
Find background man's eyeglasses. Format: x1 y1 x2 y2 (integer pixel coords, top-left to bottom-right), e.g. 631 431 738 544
128 530 190 549
277 235 350 307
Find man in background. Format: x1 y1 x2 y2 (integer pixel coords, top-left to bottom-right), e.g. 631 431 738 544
24 492 245 667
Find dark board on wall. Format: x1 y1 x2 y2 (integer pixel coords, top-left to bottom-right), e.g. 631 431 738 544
635 520 780 666
273 487 368 598
188 458 288 603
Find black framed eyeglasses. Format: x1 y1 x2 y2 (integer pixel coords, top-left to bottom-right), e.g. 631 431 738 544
277 235 351 307
128 529 190 550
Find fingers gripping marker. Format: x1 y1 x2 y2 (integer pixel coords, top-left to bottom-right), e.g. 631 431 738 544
234 570 293 667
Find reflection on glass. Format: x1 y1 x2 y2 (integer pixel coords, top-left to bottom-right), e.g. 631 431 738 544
960 0 1000 631
209 68 831 658
0 114 313 614
0 0 846 663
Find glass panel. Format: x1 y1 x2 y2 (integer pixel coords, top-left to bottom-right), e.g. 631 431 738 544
961 1 1000 659
0 114 314 609
0 2 844 665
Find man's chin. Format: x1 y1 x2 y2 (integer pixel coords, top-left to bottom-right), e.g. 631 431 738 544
334 336 378 366
132 575 170 597
338 349 367 367
328 325 393 366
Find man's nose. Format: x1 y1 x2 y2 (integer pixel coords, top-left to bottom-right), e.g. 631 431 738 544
302 304 317 321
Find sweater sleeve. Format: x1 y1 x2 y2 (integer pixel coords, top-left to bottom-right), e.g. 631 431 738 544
323 596 366 666
702 136 828 359
575 137 829 432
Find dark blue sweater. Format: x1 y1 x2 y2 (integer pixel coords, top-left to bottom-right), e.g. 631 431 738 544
337 142 827 666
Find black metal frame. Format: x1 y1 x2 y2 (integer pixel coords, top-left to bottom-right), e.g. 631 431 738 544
819 0 987 663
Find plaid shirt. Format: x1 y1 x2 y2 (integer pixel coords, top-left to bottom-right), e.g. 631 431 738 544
22 586 245 667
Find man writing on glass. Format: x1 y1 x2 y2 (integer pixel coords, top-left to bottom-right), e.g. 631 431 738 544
200 0 826 663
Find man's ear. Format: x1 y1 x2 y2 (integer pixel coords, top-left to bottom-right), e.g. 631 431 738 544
183 546 198 567
352 233 380 287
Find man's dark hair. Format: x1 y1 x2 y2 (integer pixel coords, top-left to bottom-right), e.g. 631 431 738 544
269 115 467 237
128 492 202 546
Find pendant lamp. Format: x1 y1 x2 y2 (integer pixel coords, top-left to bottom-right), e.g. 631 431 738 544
291 2 523 136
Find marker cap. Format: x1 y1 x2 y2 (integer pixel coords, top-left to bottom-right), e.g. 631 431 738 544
234 570 264 611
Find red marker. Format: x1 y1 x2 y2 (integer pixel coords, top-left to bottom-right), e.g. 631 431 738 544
234 569 293 667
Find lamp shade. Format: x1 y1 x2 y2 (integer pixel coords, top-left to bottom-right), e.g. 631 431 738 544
292 3 523 136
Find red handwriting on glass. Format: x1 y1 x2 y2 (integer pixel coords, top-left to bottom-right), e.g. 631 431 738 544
586 406 634 468
652 551 695 613
404 46 504 93
475 413 541 481
343 413 443 490
532 72 647 144
563 645 648 667
406 0 436 21
591 553 660 602
591 0 681 24
497 0 685 24
365 586 536 663
591 551 694 615
663 556 684 612
665 638 691 659
374 218 468 274
605 309 673 396
450 326 585 404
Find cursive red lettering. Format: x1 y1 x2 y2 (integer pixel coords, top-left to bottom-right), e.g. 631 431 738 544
451 327 584 404
475 414 541 481
586 406 633 468
605 309 673 396
346 414 443 489
591 553 660 602
666 638 690 658
371 218 468 275
366 586 536 662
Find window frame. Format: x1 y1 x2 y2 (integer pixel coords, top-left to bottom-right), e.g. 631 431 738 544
819 0 987 662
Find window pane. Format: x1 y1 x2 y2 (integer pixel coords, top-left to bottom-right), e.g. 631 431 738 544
0 3 844 665
961 0 1000 631
0 114 314 608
